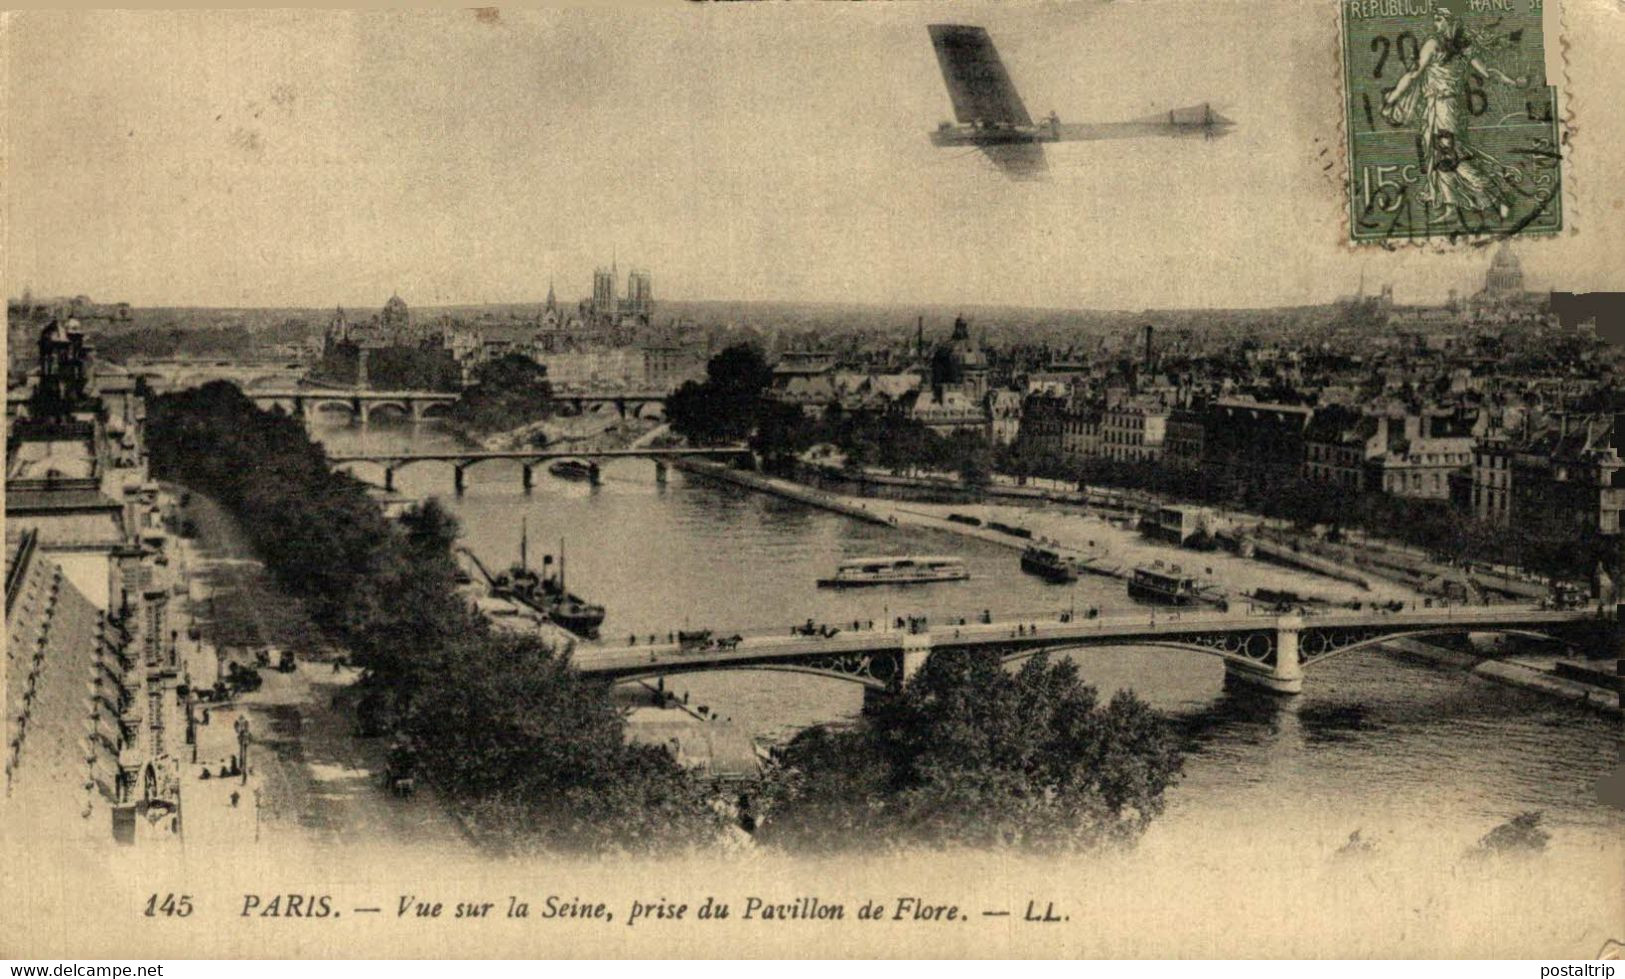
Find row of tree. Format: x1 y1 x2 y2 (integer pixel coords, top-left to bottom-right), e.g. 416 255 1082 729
148 381 1189 854
148 382 725 853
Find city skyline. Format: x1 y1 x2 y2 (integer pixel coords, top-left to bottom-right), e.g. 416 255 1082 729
8 6 1622 313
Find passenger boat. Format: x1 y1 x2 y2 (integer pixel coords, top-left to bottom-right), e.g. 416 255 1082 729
549 459 601 484
817 555 969 588
1020 545 1077 583
1128 562 1228 610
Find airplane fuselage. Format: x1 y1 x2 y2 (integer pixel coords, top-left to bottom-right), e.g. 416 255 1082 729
929 115 1233 148
930 121 1058 147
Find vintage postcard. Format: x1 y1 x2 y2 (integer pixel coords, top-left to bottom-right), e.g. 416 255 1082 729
3 0 1623 962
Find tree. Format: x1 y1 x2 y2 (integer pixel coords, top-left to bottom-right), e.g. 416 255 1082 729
443 353 554 438
667 343 772 444
759 650 1184 853
147 382 727 855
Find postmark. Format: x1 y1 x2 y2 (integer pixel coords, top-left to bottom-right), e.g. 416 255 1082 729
1342 0 1562 243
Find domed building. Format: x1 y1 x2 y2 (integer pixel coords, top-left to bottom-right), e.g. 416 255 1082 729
1473 242 1536 307
312 293 461 392
381 293 410 332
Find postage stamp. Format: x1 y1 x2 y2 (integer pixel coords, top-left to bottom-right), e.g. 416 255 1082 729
1341 0 1562 243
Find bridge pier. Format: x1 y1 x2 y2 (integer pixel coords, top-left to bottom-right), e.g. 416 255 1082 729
1223 615 1304 695
522 464 534 493
383 466 396 493
864 631 933 711
453 464 467 495
654 460 668 485
901 630 931 684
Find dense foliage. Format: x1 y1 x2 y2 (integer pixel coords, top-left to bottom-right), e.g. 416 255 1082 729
147 382 726 853
668 343 994 482
758 650 1183 853
755 402 995 485
666 343 774 444
442 353 555 439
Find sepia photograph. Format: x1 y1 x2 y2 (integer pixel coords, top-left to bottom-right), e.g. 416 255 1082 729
3 0 1623 963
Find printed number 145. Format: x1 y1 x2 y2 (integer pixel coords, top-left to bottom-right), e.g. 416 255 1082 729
145 893 194 917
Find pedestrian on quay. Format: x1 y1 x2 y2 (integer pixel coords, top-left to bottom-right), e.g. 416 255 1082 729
233 714 251 775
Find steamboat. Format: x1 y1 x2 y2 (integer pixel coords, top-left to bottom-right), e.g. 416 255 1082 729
472 520 607 638
1020 545 1078 583
1127 562 1228 611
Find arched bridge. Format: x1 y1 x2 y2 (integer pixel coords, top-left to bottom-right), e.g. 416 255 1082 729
248 388 461 425
330 445 752 493
571 605 1607 696
248 387 670 425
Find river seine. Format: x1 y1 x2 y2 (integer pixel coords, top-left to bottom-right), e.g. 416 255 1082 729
314 421 1624 852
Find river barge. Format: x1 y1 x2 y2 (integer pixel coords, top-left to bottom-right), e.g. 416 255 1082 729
549 459 601 484
817 555 970 588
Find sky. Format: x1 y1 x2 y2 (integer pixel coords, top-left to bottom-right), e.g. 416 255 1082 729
5 2 1624 312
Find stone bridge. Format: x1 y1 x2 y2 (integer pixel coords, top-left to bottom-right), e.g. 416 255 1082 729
126 359 309 393
330 445 752 492
572 605 1607 697
248 387 669 425
247 387 461 425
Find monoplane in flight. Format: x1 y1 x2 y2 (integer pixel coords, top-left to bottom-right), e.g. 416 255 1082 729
928 23 1233 180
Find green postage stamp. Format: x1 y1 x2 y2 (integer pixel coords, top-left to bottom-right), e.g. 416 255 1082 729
1342 0 1561 243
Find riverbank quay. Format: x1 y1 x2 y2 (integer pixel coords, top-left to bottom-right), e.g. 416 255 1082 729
674 457 895 526
802 459 1147 514
622 703 763 781
799 460 1554 602
1382 638 1621 718
688 458 1413 608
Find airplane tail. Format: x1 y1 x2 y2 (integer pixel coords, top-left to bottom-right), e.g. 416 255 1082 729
1133 102 1235 133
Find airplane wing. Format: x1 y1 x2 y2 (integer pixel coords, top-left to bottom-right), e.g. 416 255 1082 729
929 24 1033 127
977 141 1048 180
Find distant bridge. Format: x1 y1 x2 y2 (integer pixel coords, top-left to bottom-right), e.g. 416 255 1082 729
571 605 1607 696
247 387 669 425
126 359 309 393
247 388 462 425
330 445 751 493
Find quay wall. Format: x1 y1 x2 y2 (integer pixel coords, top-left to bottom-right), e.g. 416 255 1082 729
673 458 894 526
1234 534 1374 590
1382 638 1620 718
